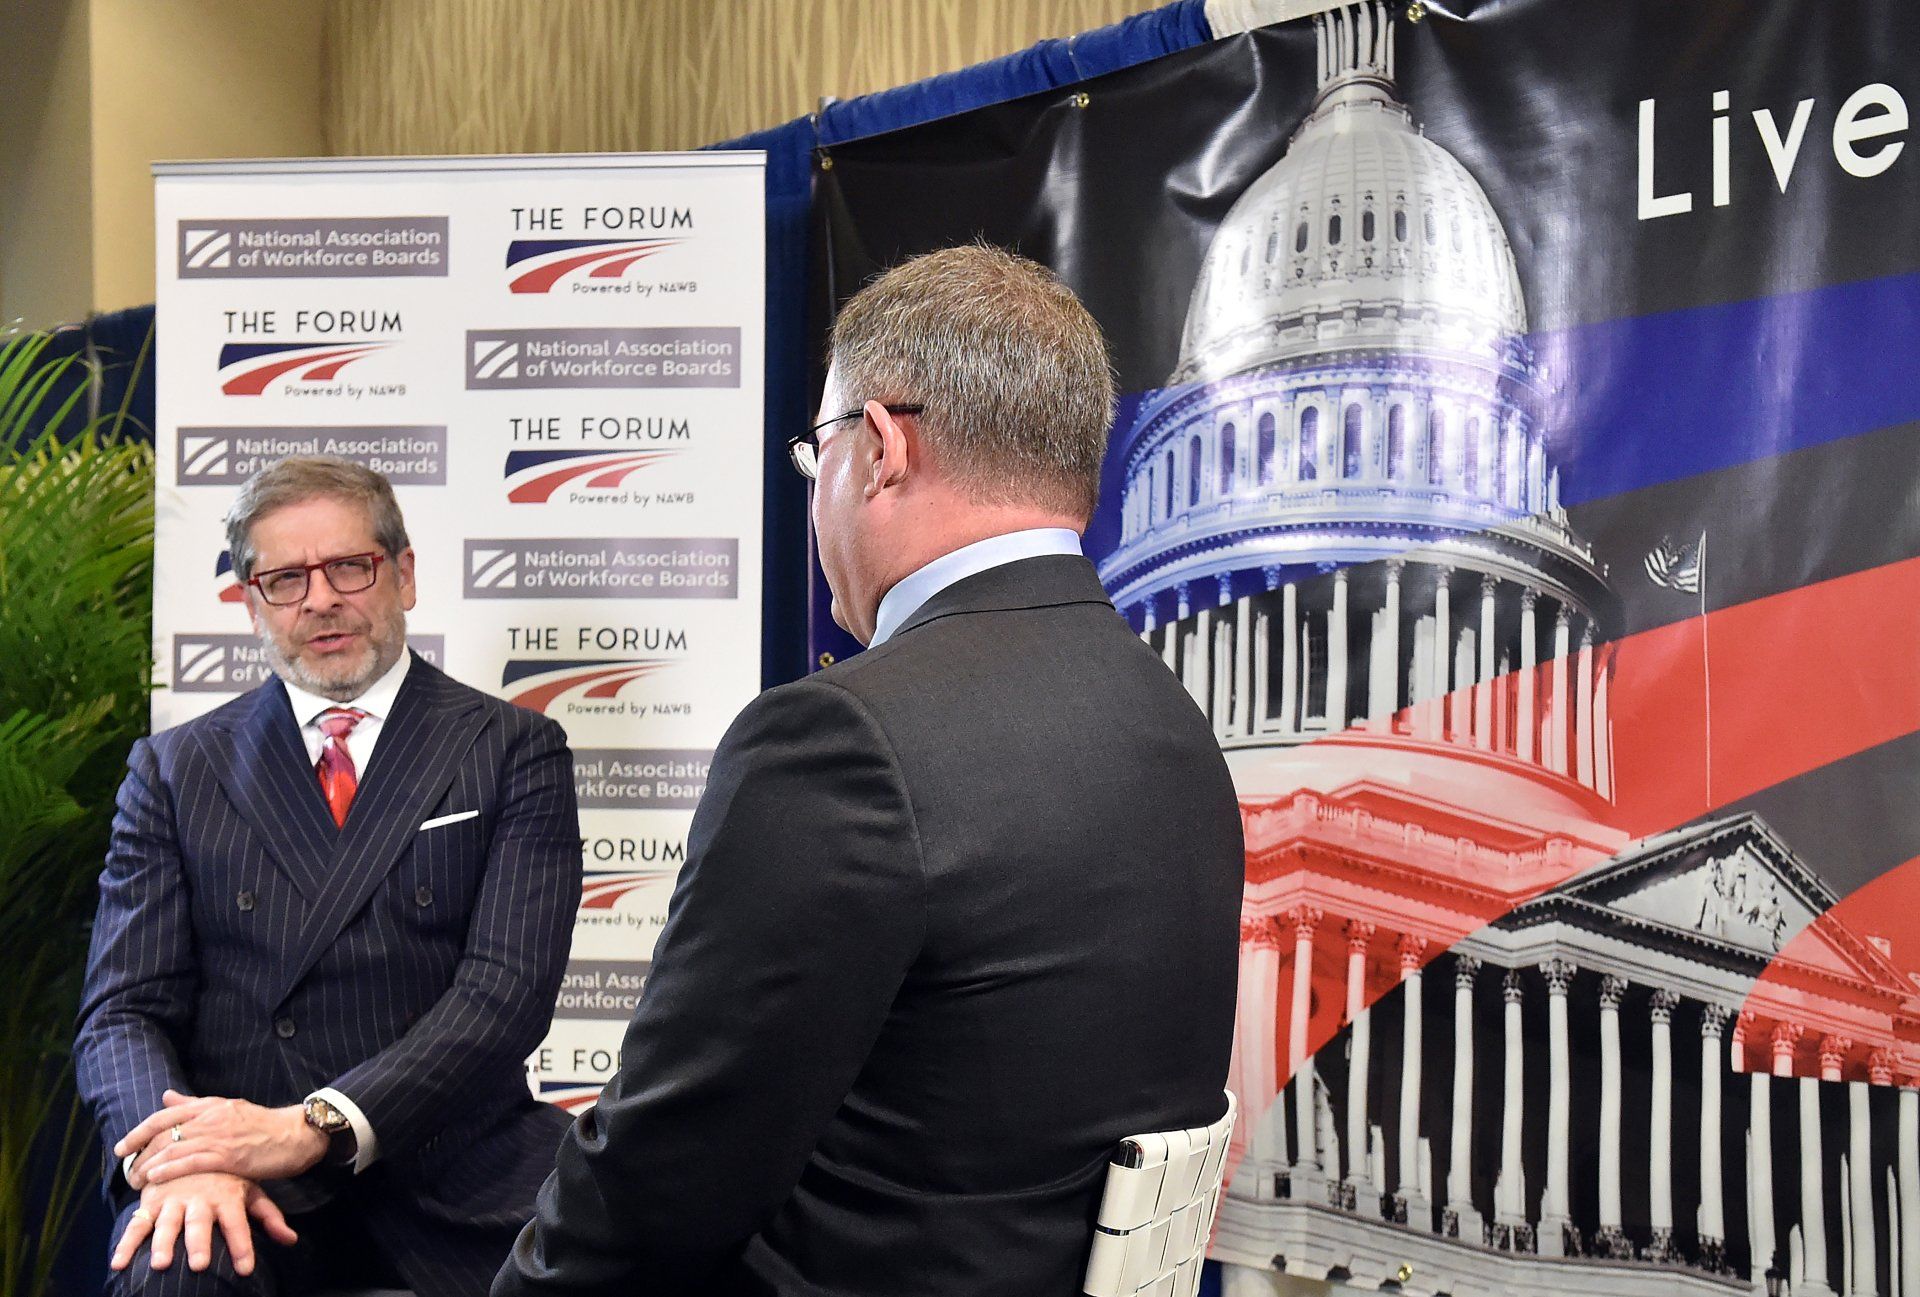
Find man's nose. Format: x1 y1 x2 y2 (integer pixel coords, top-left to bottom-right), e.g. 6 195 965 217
303 568 348 610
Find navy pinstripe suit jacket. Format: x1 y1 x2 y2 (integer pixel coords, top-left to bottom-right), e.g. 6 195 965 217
76 653 583 1297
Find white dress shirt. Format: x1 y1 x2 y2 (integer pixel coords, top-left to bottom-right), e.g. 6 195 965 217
283 646 411 775
868 528 1084 648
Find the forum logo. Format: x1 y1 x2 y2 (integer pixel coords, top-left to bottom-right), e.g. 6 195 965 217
501 657 678 715
534 1080 604 1114
503 448 684 503
216 341 394 396
579 868 677 911
504 238 687 293
214 551 246 604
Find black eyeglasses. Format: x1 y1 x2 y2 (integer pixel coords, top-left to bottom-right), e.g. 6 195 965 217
786 404 923 480
247 552 385 606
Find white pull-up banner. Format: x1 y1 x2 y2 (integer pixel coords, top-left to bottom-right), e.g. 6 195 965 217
152 152 767 1111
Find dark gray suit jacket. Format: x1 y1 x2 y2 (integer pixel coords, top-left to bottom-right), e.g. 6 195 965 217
497 555 1243 1296
76 654 583 1297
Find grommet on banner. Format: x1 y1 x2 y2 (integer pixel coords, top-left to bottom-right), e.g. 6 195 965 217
819 154 834 171
1396 1262 1414 1282
1406 1 1427 22
818 652 836 668
1071 92 1091 109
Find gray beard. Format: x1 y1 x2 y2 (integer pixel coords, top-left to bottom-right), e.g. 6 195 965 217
258 625 403 703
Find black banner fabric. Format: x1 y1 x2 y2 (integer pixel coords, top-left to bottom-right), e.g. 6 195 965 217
815 2 1920 1291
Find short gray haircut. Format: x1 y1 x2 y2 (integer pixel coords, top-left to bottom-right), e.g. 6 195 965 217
828 244 1115 519
224 456 410 579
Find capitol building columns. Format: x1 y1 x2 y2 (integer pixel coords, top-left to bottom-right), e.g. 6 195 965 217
1900 1079 1920 1297
1287 905 1324 1193
1517 589 1538 763
1698 1003 1730 1265
1595 973 1628 1254
1393 934 1429 1224
1344 921 1376 1203
1138 562 1619 803
1446 955 1481 1240
1541 956 1577 1254
1495 969 1527 1233
1234 916 1284 1197
1474 574 1496 751
1229 948 1920 1291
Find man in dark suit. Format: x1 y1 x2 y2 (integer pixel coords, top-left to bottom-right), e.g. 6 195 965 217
497 245 1244 1296
76 457 583 1297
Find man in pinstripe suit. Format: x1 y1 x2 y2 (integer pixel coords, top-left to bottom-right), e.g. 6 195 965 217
76 457 583 1297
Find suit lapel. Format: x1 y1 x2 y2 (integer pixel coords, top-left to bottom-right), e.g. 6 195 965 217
269 657 488 1007
208 683 338 902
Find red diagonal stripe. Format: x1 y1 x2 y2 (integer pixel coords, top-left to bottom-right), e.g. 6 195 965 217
581 665 667 699
588 248 670 279
508 664 652 714
1610 553 1920 837
299 347 382 381
585 454 673 488
508 242 670 293
508 454 658 503
221 346 375 396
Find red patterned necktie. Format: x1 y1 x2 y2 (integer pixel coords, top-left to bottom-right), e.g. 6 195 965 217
316 707 369 828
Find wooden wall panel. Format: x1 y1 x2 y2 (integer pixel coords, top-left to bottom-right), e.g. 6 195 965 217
323 0 1168 156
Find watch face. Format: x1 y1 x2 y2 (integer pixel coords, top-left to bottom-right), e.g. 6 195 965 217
306 1099 349 1133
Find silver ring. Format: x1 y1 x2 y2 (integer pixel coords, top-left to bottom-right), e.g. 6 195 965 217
170 1125 184 1144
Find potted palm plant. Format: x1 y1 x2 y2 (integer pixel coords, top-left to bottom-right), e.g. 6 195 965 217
0 328 154 1297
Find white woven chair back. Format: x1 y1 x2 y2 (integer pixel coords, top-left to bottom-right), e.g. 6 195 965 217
1082 1090 1237 1297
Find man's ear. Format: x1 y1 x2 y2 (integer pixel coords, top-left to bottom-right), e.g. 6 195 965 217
396 547 418 612
862 400 913 499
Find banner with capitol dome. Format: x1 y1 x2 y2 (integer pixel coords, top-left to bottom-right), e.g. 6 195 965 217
813 1 1920 1292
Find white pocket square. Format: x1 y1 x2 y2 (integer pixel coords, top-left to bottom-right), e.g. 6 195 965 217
419 810 479 831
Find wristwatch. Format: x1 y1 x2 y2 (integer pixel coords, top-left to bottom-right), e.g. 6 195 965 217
302 1095 358 1167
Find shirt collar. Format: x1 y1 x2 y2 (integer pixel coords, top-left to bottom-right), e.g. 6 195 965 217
284 647 413 728
868 528 1083 648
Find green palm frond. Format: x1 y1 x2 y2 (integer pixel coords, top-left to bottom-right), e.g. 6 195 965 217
0 326 155 1297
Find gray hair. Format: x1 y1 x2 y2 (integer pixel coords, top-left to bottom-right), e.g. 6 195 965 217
224 456 410 579
828 244 1115 520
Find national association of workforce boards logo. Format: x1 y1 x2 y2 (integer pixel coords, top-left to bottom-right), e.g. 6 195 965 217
501 658 675 713
179 217 448 279
579 868 676 911
172 633 446 693
216 341 393 396
504 238 685 293
535 1080 604 1113
502 448 683 502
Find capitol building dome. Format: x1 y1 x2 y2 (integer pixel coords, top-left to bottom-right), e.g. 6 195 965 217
1096 0 1617 808
1100 0 1606 645
1174 23 1526 384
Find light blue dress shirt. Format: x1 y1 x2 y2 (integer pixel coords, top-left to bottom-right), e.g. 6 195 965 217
867 528 1084 649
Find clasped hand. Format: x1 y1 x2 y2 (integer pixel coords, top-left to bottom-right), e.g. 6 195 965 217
109 1090 327 1274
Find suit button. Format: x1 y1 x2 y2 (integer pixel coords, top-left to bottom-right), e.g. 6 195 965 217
236 891 255 912
414 885 433 907
274 1017 296 1039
